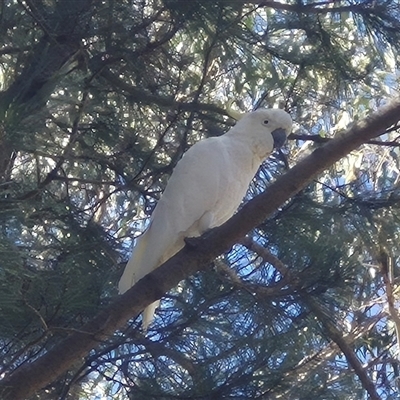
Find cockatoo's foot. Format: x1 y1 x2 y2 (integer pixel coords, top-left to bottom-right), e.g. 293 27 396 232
184 236 203 249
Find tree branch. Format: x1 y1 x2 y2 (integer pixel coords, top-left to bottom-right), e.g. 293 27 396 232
98 67 230 116
290 128 400 146
240 237 382 399
244 0 379 15
305 297 381 400
377 248 400 361
1 99 400 399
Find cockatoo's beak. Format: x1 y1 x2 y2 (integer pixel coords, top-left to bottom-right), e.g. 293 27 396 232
271 128 288 149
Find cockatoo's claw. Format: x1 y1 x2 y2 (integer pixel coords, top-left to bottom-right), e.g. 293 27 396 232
184 236 202 249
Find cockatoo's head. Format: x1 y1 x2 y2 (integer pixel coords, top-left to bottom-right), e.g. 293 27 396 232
231 108 292 156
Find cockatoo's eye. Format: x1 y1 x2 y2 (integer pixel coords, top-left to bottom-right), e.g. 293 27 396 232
263 119 269 125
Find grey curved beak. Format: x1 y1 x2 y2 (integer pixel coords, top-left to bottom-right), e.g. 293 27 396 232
271 128 288 149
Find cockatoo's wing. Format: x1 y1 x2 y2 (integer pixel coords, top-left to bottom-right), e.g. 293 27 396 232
119 108 292 329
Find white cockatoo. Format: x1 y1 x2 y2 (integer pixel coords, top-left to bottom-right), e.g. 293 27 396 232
119 108 292 329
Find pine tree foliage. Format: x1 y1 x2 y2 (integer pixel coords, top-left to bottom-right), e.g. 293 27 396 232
0 0 400 398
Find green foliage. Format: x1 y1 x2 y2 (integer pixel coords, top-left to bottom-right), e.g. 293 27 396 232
1 0 400 398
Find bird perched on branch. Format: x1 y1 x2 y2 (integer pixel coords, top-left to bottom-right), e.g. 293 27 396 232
119 108 292 329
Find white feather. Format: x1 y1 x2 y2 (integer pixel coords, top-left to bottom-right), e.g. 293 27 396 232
119 108 292 329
